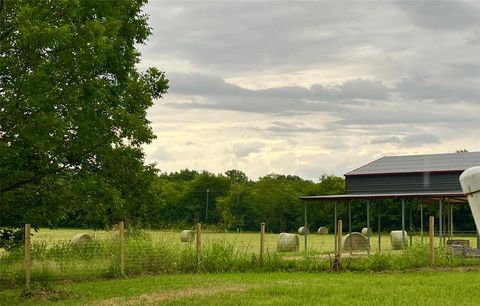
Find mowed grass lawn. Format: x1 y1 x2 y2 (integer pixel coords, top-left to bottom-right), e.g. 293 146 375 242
2 270 480 305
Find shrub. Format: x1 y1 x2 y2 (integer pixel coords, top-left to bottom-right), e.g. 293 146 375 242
0 227 24 251
126 226 151 241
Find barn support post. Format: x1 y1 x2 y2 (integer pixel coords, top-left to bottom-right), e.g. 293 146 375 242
429 216 435 265
439 199 443 247
348 201 352 234
408 200 414 246
420 203 424 244
304 201 308 254
401 198 406 249
444 201 448 240
337 220 343 259
448 200 453 240
348 200 352 255
443 200 447 245
377 201 381 253
367 200 371 256
334 200 339 253
409 202 413 246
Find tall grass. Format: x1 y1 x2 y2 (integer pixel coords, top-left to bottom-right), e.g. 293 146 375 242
1 232 480 289
348 245 480 271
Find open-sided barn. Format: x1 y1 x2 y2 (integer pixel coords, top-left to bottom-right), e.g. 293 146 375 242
300 152 480 253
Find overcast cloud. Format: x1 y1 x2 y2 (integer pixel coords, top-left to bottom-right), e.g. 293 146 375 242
139 0 480 181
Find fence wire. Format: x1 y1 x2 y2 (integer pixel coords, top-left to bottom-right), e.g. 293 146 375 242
1 225 480 288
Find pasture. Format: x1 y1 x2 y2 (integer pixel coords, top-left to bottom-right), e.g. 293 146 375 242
2 228 480 305
1 228 479 287
29 228 480 254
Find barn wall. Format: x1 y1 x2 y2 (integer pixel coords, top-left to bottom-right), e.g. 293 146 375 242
346 172 463 194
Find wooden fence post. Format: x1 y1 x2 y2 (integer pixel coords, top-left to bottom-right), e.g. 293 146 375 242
429 216 435 265
196 223 202 269
119 221 125 275
24 224 31 288
260 223 265 264
337 220 343 259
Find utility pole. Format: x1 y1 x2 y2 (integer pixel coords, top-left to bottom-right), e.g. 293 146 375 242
205 188 210 223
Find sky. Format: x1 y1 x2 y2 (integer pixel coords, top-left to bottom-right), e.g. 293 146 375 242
137 0 480 181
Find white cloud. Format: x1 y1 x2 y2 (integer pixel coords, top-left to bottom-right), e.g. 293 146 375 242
140 1 480 180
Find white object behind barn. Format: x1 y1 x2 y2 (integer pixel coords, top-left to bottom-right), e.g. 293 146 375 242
460 166 480 233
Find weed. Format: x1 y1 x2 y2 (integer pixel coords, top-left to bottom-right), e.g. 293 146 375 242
21 282 78 302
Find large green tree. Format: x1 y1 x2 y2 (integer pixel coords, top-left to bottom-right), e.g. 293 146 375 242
0 0 168 226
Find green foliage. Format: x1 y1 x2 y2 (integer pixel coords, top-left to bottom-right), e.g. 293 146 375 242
0 228 24 251
0 0 168 227
224 169 250 184
125 226 151 241
216 183 248 230
149 169 347 232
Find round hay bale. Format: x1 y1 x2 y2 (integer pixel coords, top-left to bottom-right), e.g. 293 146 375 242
390 230 409 250
277 233 299 252
317 227 329 235
341 232 369 252
361 227 372 236
70 234 92 245
297 226 309 235
180 230 195 242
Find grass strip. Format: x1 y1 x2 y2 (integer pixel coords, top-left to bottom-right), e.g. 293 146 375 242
2 270 480 305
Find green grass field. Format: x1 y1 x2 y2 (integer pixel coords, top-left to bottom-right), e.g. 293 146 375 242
2 229 480 305
2 228 480 301
30 228 480 254
2 270 480 305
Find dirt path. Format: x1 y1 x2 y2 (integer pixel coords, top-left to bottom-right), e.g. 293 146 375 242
96 284 255 306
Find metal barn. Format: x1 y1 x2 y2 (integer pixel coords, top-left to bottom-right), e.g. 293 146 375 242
300 152 480 253
345 152 480 194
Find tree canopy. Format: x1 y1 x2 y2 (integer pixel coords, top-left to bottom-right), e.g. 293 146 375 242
0 0 168 226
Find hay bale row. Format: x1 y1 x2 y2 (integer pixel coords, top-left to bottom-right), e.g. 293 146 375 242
299 226 329 235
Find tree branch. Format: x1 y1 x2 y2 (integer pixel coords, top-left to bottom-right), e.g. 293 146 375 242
0 136 113 193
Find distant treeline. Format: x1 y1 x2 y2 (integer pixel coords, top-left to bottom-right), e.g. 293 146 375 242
54 169 474 233
2 168 475 233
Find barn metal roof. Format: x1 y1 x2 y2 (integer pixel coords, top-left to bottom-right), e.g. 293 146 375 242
345 152 480 176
